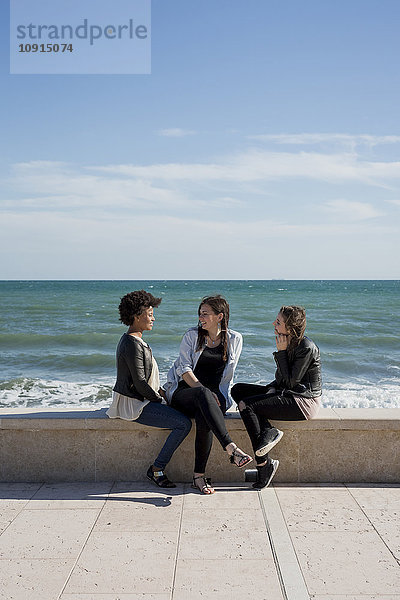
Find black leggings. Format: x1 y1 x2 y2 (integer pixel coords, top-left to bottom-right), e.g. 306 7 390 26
171 385 232 473
231 383 305 464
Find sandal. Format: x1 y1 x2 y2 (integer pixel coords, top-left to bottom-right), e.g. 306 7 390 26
191 475 215 495
229 446 253 469
146 466 176 488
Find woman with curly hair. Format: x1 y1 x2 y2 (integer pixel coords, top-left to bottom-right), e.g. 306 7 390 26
164 295 252 495
231 306 322 489
107 290 192 488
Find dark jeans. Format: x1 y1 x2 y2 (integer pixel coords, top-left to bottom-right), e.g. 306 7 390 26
136 402 192 470
231 383 305 465
171 385 232 473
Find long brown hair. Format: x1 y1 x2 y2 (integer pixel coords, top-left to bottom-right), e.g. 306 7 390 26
279 305 306 352
196 295 230 361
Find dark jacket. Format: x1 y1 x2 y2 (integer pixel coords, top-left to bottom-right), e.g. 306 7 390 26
272 336 322 398
113 333 163 402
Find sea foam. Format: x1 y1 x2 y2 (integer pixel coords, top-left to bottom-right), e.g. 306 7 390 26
1 376 399 410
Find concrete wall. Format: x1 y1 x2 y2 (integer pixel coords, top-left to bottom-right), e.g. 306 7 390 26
1 407 399 483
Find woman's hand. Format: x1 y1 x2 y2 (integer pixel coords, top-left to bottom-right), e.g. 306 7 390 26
182 372 220 406
158 388 166 399
182 370 202 388
275 334 288 351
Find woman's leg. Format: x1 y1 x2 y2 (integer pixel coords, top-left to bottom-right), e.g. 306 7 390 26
239 392 305 464
136 403 192 470
231 383 270 404
231 383 269 460
172 386 232 473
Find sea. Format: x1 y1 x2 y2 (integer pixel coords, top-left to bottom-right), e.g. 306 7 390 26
0 280 399 410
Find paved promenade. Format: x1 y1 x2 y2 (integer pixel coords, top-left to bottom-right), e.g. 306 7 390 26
1 480 399 600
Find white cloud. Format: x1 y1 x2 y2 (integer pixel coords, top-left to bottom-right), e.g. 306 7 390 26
90 150 400 186
2 137 399 279
322 199 384 221
212 196 243 207
3 146 400 226
158 128 196 137
247 133 400 148
5 161 188 211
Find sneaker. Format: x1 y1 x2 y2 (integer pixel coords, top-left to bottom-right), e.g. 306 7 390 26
252 459 279 489
255 427 283 457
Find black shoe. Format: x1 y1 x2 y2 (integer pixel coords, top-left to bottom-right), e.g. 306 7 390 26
252 459 279 489
255 428 283 457
146 466 176 488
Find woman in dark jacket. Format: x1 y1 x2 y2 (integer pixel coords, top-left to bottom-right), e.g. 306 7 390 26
231 305 322 490
107 290 192 488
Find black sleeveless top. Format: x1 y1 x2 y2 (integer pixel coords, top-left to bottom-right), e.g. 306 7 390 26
178 344 225 393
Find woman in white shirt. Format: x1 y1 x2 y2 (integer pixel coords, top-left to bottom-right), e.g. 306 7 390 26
164 295 252 495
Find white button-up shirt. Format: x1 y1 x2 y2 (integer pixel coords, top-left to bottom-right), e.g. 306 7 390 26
164 327 243 409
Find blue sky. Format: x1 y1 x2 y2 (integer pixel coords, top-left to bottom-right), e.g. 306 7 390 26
1 0 399 279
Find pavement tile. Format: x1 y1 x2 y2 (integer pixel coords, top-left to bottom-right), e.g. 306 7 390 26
0 558 74 600
178 528 273 560
95 503 182 532
104 494 182 510
346 484 400 509
173 558 284 600
181 506 266 530
26 481 113 509
60 593 171 600
178 507 272 559
0 499 32 512
0 509 99 559
0 507 23 534
363 508 400 560
275 484 358 509
0 483 42 509
280 505 373 532
64 531 177 594
275 484 374 531
105 482 185 510
291 530 400 595
0 483 42 534
183 484 259 509
110 481 185 497
311 596 400 600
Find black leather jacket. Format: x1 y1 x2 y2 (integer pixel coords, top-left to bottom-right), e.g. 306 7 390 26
271 336 322 398
113 333 163 402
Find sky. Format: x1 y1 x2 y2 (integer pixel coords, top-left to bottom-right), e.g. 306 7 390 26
1 0 399 280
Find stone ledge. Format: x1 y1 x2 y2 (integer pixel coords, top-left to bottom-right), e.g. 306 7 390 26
1 407 400 430
1 408 400 483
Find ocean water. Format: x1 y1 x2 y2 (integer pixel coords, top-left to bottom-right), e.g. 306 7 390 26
0 280 399 410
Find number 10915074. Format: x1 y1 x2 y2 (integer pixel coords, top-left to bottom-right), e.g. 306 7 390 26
18 43 73 53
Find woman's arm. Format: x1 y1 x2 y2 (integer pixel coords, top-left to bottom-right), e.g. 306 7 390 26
124 342 163 402
182 371 202 388
175 329 200 377
273 344 314 390
176 330 200 386
220 331 243 407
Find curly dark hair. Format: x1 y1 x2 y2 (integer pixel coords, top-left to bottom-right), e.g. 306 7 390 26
118 290 162 326
279 305 306 352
